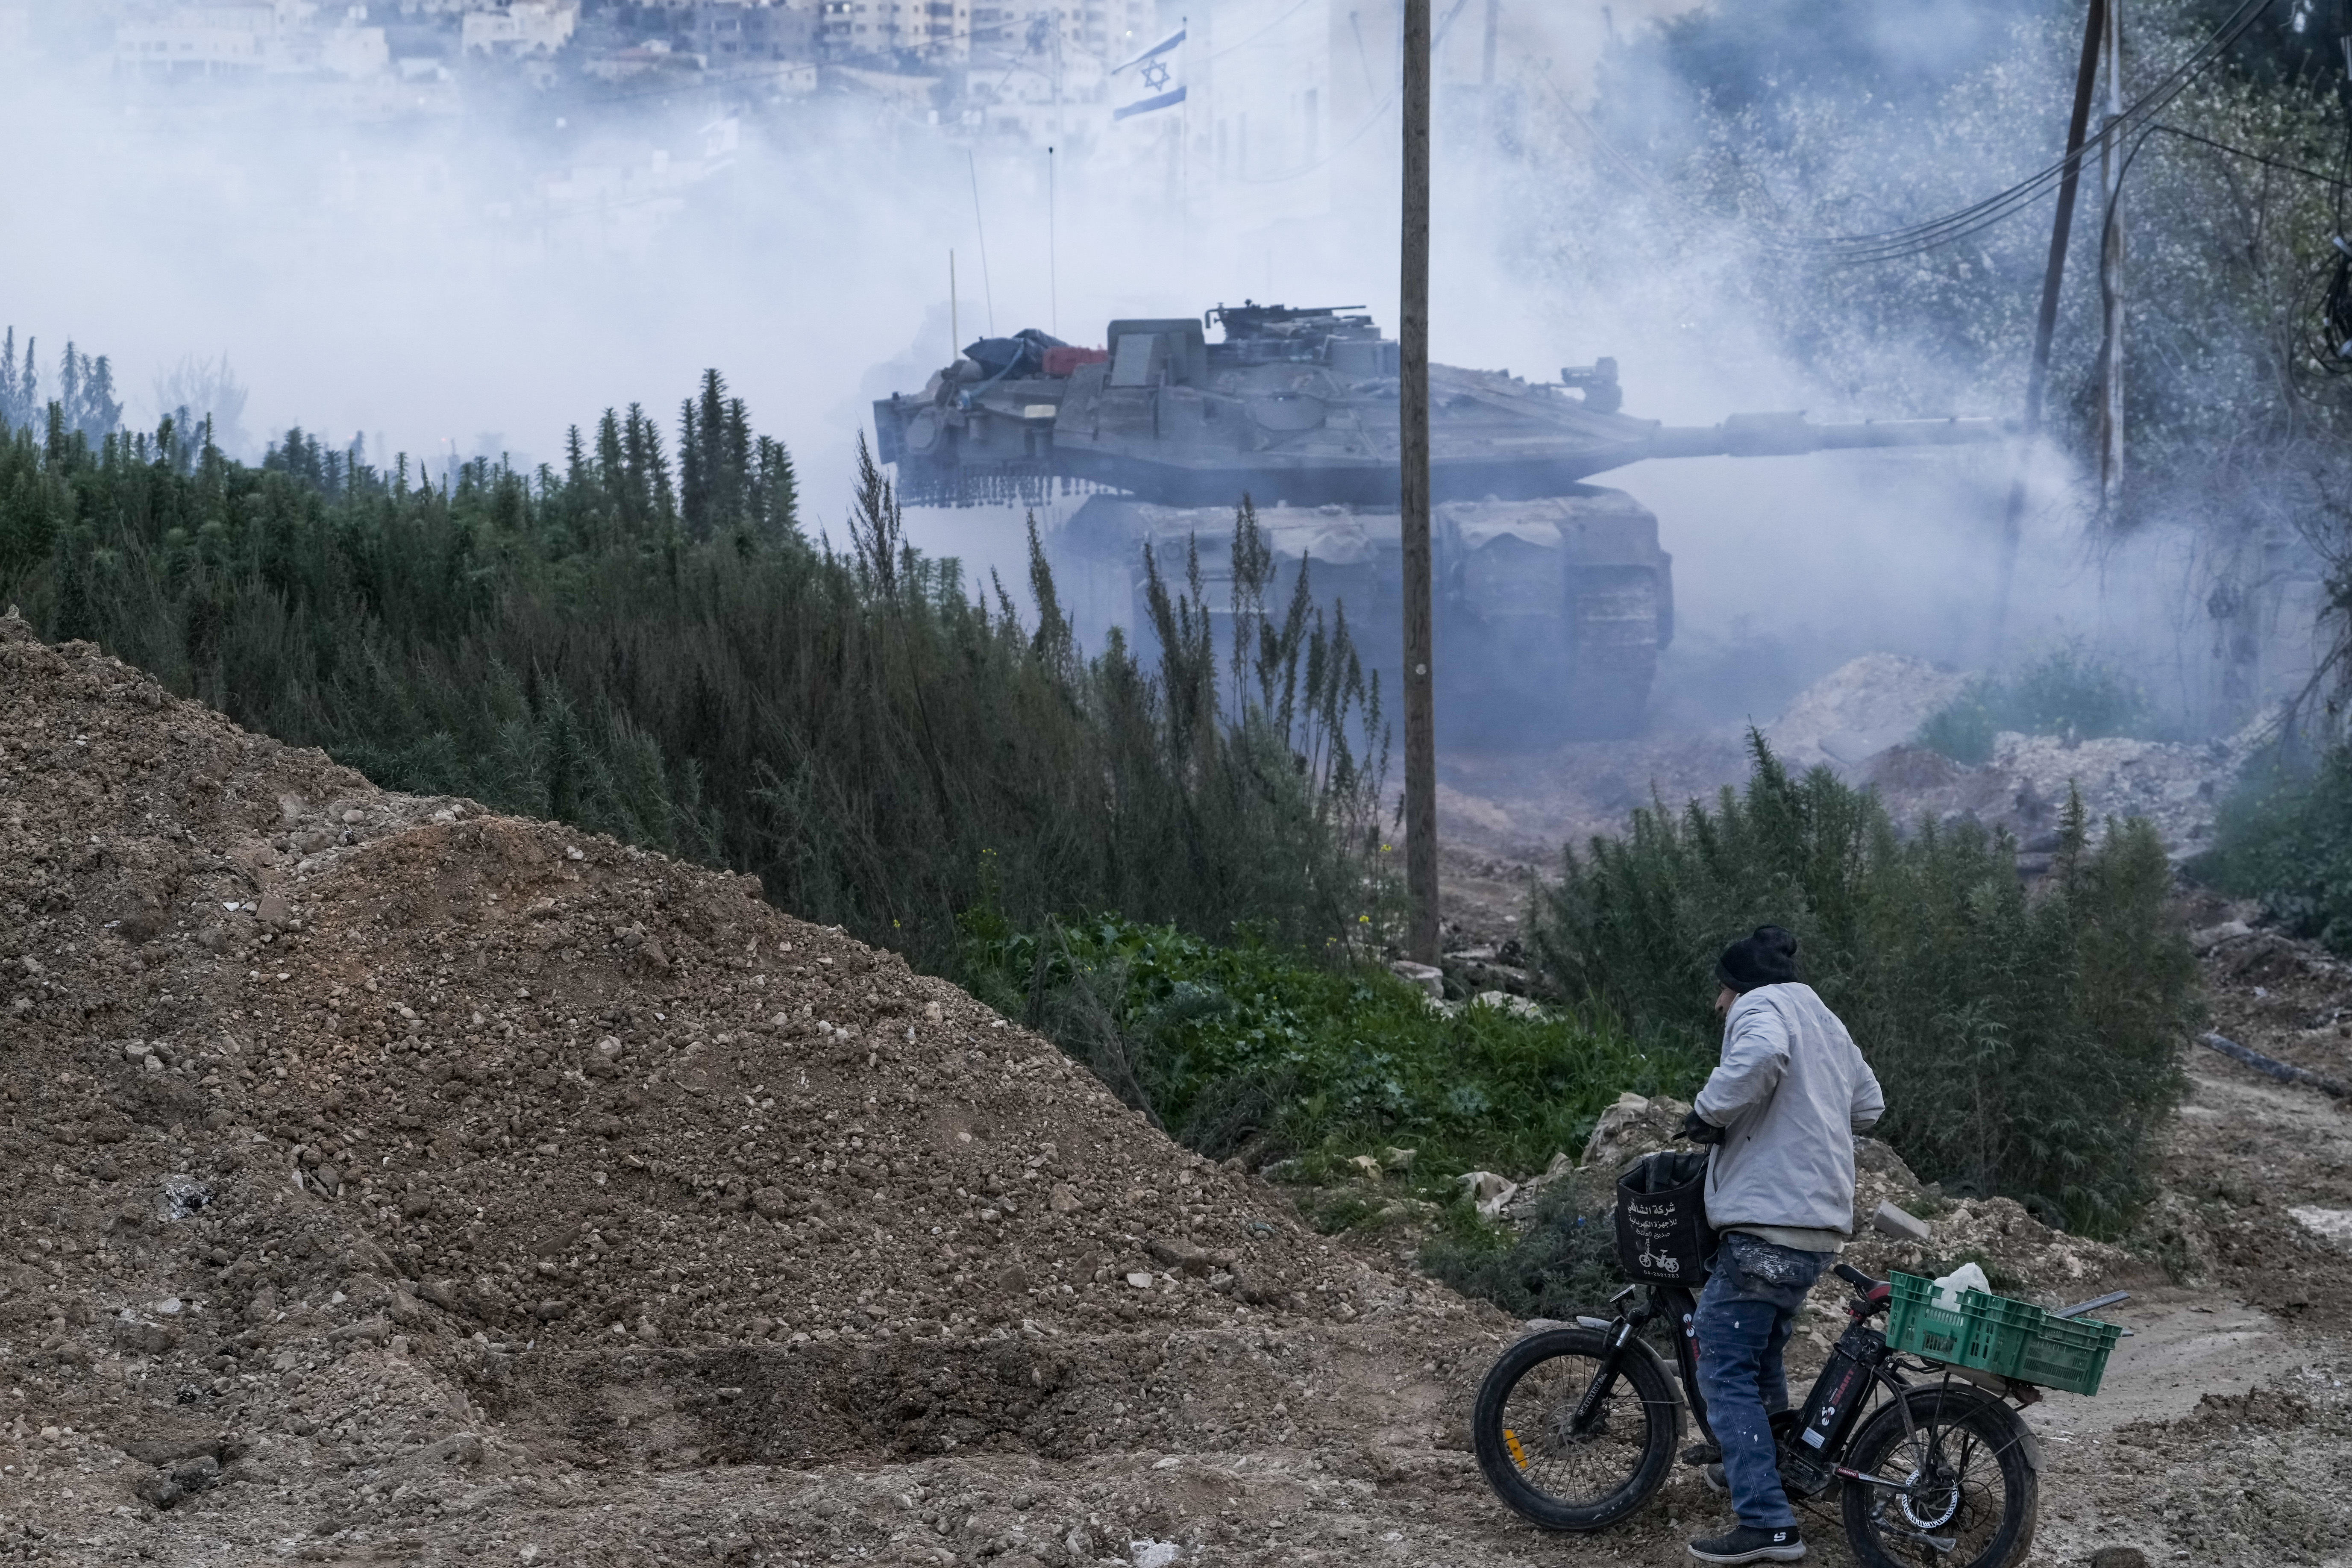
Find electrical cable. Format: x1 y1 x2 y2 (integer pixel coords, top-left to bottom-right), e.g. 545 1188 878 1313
2065 115 2352 388
1753 0 2283 263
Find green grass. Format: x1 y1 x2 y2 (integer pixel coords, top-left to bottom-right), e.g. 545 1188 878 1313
1916 645 2154 765
955 913 1706 1182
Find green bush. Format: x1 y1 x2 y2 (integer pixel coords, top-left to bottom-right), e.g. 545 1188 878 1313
1530 735 2197 1236
0 389 1386 971
2191 746 2352 951
956 914 1705 1178
1916 646 2152 765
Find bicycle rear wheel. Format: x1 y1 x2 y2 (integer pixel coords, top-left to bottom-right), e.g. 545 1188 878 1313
1840 1385 2038 1568
1471 1326 1680 1532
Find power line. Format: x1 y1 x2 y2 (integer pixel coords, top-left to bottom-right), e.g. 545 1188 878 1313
1772 0 2282 263
1539 0 2281 264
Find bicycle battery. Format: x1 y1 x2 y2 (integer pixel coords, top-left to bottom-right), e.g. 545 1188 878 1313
1789 1320 1885 1463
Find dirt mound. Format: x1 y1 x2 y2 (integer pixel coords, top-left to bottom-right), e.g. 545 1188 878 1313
1764 652 1968 771
0 616 1492 1558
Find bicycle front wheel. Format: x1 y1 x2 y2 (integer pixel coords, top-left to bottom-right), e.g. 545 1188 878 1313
1840 1384 2038 1568
1471 1326 1680 1532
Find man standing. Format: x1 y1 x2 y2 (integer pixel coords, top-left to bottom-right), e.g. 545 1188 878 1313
1680 925 1884 1565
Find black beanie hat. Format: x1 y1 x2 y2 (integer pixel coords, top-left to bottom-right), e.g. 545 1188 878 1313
1716 925 1800 993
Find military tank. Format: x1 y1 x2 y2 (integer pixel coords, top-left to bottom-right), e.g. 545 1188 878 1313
872 302 2003 743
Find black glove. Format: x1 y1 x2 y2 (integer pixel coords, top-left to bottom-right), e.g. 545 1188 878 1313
1677 1109 1725 1145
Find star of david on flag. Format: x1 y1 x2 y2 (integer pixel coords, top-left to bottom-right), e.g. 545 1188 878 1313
1112 23 1186 121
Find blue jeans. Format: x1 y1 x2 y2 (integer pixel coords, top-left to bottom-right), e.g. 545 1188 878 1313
1694 1233 1830 1530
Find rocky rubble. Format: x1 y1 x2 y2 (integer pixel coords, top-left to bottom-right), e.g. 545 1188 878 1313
1495 1090 2131 1301
1862 725 2259 867
1762 652 1968 772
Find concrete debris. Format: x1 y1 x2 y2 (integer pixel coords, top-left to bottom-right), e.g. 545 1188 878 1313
1469 989 1545 1019
1578 1089 1693 1175
1458 1171 1517 1217
1386 959 1444 998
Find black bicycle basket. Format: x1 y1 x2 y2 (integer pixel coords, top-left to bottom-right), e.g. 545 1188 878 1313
1614 1150 1716 1286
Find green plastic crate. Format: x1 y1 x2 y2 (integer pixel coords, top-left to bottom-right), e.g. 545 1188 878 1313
1885 1272 2123 1395
1887 1272 2035 1374
1957 1291 2048 1379
1885 1272 2003 1370
2011 1310 2124 1396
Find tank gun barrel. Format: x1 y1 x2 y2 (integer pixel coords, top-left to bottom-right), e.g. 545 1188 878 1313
1642 412 2010 461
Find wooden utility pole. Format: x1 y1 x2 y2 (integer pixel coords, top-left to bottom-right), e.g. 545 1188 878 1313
1990 0 2105 655
2095 0 2126 513
1401 0 1438 965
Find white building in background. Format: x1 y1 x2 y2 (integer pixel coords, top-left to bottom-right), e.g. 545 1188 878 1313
970 0 1153 61
117 3 299 72
115 0 395 78
820 0 971 63
321 6 391 76
461 0 578 55
814 0 1150 69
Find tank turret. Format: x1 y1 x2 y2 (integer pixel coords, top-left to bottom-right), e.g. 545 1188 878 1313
872 305 2004 742
873 303 2004 508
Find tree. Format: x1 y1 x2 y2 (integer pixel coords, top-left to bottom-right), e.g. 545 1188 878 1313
58 344 124 444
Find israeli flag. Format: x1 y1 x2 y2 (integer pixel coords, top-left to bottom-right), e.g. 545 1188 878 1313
1112 23 1185 121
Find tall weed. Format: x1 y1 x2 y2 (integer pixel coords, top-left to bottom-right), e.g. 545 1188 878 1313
0 396 1387 970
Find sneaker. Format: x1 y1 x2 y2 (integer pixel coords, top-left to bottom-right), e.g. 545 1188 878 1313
1699 1462 1727 1495
1687 1523 1806 1564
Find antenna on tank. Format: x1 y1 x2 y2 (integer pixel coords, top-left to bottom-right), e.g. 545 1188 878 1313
951 250 959 363
1048 144 1059 338
968 149 997 335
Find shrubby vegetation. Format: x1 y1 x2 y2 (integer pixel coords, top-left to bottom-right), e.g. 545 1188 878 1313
1418 1176 1630 1322
2192 749 2352 950
1531 737 2197 1236
0 376 1387 971
957 912 1702 1178
1915 645 2154 763
0 345 2202 1278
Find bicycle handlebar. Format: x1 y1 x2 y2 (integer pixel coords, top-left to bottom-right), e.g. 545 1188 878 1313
1833 1263 1878 1292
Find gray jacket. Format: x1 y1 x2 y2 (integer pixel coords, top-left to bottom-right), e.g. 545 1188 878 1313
1696 982 1885 1242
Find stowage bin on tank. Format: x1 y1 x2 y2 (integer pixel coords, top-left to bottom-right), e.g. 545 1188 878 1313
872 303 2003 743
